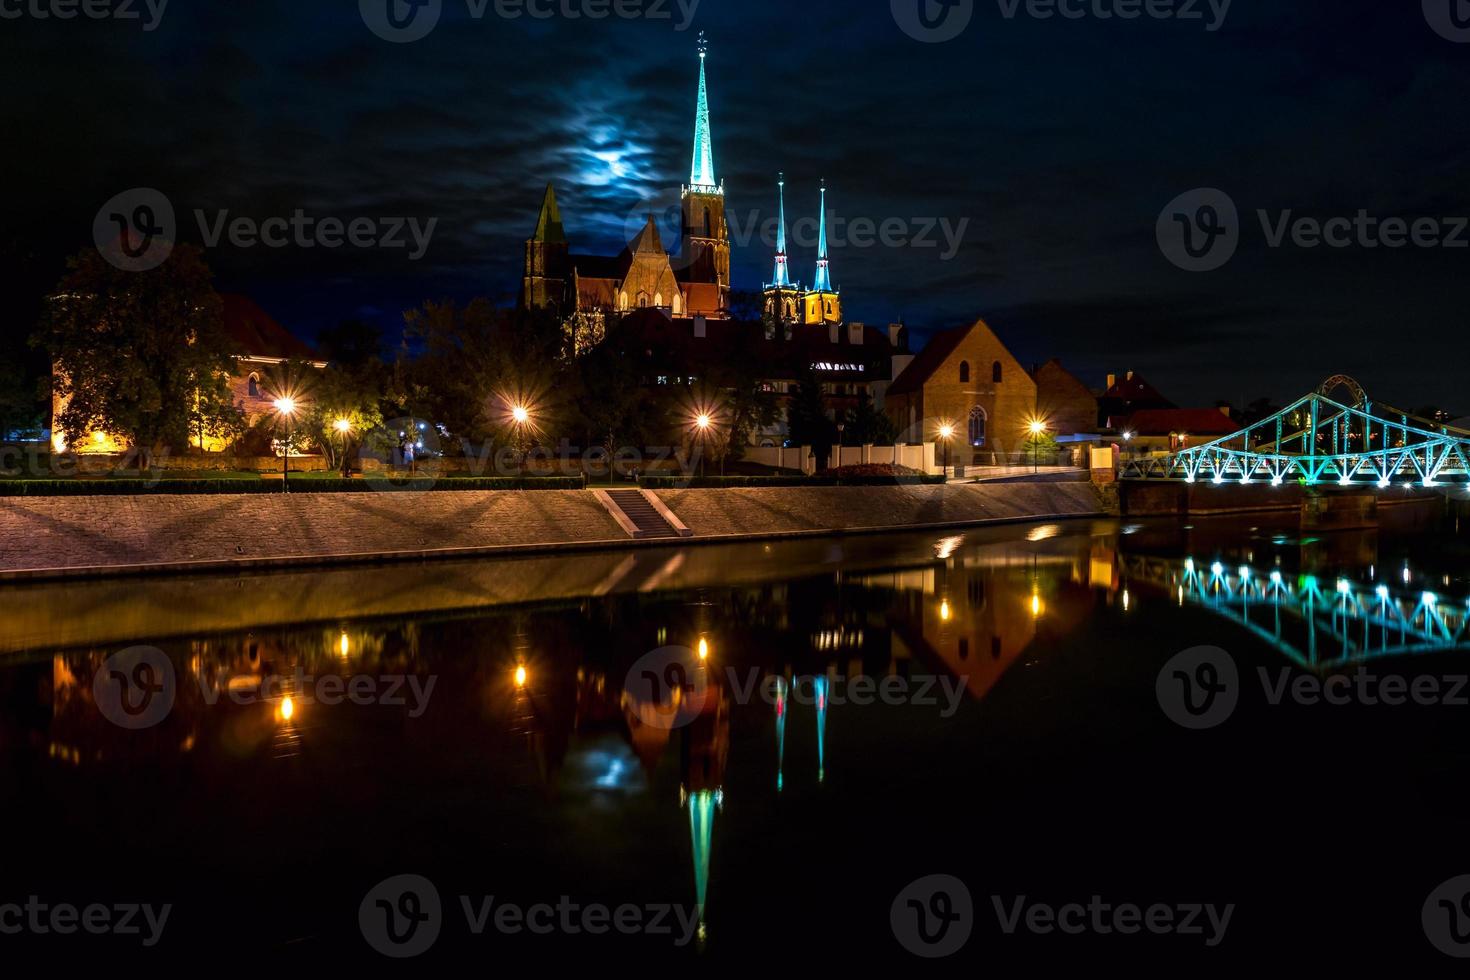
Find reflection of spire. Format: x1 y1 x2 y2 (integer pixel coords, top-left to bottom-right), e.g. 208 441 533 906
689 33 717 190
684 787 723 944
774 675 788 792
814 675 828 783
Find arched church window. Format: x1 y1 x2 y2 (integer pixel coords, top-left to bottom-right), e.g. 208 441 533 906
992 361 1003 384
638 292 649 308
959 361 970 384
654 292 663 308
248 374 260 398
703 208 711 237
968 406 987 447
619 291 629 311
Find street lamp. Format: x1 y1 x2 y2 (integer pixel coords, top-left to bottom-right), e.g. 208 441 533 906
273 397 298 492
694 413 713 477
938 423 955 479
334 417 353 478
511 405 532 475
1028 419 1048 475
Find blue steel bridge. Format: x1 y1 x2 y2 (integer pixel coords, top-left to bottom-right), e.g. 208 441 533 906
1123 554 1469 669
1120 376 1470 488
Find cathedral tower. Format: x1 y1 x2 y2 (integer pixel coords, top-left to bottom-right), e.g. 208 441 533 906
803 179 842 326
763 172 801 325
680 33 730 314
522 183 570 311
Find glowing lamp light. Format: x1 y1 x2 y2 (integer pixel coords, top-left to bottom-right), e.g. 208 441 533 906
1029 420 1047 436
1238 567 1251 581
93 432 107 445
514 665 528 689
1423 592 1438 607
1185 558 1196 573
1210 562 1225 577
1376 584 1391 601
939 599 951 622
273 397 297 416
1336 579 1352 595
1270 571 1284 586
512 406 530 425
1121 589 1131 612
695 414 713 431
1378 479 1391 489
938 424 955 441
279 696 294 722
697 637 710 661
334 418 352 434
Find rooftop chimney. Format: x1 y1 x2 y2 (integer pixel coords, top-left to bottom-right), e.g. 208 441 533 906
694 315 707 339
849 322 864 345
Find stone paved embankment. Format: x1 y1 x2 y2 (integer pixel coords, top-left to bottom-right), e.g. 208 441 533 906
0 483 1102 579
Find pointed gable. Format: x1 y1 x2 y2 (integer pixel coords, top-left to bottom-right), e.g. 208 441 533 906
530 183 566 244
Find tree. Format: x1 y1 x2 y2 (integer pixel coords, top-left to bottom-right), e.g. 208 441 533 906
843 393 897 446
33 244 238 467
787 366 835 466
301 361 387 474
0 359 42 440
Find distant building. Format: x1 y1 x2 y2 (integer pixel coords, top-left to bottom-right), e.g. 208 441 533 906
1121 407 1237 454
884 318 1041 462
1033 359 1100 439
612 310 908 445
1098 370 1174 429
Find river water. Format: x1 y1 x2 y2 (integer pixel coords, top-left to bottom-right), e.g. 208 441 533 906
2 504 1466 967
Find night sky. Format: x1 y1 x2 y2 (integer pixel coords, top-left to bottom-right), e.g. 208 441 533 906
3 0 1468 408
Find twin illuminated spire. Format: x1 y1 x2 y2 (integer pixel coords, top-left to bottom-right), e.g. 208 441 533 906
771 172 792 288
689 32 717 191
768 174 835 292
813 179 833 293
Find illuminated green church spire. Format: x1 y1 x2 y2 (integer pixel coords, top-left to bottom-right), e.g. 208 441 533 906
813 180 833 293
772 173 792 288
689 32 717 190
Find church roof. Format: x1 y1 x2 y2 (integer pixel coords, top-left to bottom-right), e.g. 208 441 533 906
220 294 320 362
629 215 664 255
886 320 977 398
530 184 566 244
1125 408 1237 437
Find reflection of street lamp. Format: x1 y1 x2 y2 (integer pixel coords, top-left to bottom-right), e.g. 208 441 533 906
1028 419 1047 475
938 423 955 478
273 397 298 492
334 418 353 478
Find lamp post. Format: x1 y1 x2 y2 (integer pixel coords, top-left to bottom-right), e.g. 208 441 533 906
334 418 353 478
695 413 712 478
938 423 954 479
511 405 531 476
273 397 298 492
1029 419 1047 475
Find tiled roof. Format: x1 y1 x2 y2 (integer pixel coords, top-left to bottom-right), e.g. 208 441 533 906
220 294 319 361
1125 408 1238 436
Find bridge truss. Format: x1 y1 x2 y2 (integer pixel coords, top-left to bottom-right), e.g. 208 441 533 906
1120 376 1470 487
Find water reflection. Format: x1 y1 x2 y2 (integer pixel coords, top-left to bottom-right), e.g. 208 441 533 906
1123 555 1470 668
3 513 1467 951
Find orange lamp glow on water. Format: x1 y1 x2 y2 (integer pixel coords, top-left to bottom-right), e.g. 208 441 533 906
697 637 710 661
280 696 295 721
515 665 528 688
